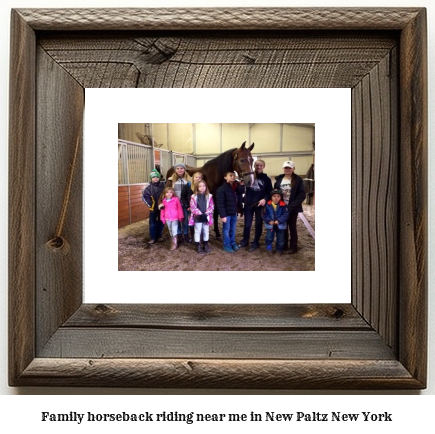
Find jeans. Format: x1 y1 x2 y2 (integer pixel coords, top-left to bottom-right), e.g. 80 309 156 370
222 215 237 248
177 207 190 235
148 210 164 241
265 226 285 252
242 204 264 245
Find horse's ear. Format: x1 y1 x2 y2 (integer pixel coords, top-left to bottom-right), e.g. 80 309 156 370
241 141 246 149
248 142 255 151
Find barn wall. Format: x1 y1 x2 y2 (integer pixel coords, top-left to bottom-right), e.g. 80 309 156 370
283 125 314 152
168 123 193 154
118 183 149 228
153 123 169 149
264 155 314 179
119 123 147 143
119 123 314 157
251 123 281 153
222 124 249 151
196 123 221 154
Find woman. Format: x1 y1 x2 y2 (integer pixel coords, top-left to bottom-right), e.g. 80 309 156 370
166 163 192 243
273 160 306 254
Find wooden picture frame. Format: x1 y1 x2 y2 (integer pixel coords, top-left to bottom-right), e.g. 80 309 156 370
9 8 427 389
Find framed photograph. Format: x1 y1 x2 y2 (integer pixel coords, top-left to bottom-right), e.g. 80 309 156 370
88 89 348 302
9 8 427 388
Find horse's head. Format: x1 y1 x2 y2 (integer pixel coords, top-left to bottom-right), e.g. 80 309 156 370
233 141 255 187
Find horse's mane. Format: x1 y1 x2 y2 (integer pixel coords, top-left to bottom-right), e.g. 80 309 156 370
201 148 236 175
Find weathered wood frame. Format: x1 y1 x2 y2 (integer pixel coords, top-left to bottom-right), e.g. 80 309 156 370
9 8 427 389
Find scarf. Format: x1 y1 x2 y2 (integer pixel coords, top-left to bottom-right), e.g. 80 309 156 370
196 193 207 213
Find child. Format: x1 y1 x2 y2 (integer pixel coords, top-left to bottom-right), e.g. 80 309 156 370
159 187 184 251
215 171 241 253
262 189 289 255
181 171 203 208
189 180 214 254
142 169 165 244
182 172 203 242
166 163 192 244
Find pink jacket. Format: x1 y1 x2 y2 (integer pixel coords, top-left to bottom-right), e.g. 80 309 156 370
189 194 214 226
160 197 184 224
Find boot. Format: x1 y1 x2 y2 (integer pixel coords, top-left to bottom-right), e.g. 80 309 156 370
177 234 184 245
203 241 211 253
184 233 192 244
196 242 206 254
170 236 178 251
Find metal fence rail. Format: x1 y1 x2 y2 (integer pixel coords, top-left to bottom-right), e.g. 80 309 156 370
118 140 152 185
118 140 198 227
118 139 197 185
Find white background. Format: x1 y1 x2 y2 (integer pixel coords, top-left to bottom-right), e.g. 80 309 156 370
0 0 433 424
85 88 351 304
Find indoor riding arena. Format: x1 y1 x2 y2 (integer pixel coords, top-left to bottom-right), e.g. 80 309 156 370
118 123 315 272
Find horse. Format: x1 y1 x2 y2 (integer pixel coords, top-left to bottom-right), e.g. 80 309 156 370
166 141 255 238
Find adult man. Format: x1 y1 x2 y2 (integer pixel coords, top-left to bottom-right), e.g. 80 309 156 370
239 159 273 252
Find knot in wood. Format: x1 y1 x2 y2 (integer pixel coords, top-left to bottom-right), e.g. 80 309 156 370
94 304 116 315
45 236 71 255
332 308 345 319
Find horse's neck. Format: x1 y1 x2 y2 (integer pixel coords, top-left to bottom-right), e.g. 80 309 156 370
187 166 202 178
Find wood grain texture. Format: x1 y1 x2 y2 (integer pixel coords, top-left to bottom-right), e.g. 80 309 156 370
8 7 427 389
15 8 423 31
17 358 420 389
118 185 149 228
38 33 397 89
35 47 84 354
351 52 398 352
397 8 428 386
8 10 37 387
38 329 395 360
65 304 368 329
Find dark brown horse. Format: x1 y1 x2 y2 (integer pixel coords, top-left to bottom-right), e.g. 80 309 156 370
166 142 255 237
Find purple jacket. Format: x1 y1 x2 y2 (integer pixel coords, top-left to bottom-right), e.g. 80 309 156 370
189 194 215 226
160 197 183 224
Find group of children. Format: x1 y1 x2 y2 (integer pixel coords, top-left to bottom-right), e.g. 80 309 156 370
142 164 214 254
142 160 300 255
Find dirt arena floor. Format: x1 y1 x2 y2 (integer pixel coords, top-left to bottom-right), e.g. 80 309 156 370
118 204 314 272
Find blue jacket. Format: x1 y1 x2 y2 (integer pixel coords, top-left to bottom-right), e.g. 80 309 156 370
262 200 289 230
142 181 165 211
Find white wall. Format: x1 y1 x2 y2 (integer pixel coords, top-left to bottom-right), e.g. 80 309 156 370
119 123 315 175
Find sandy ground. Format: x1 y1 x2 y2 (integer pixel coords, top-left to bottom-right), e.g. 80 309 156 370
118 204 315 272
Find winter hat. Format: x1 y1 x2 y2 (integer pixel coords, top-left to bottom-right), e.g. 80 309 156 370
282 160 295 169
174 163 186 169
270 189 283 200
149 170 161 180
